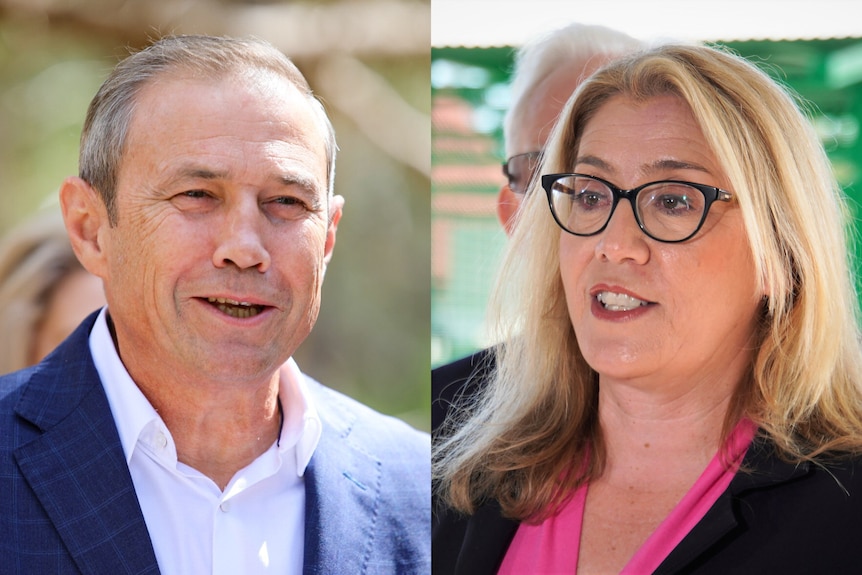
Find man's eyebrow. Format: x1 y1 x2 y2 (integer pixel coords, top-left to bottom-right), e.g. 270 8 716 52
276 173 327 210
170 167 228 182
277 172 320 193
170 166 322 192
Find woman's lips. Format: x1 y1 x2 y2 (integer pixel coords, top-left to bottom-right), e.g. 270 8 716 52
595 290 649 311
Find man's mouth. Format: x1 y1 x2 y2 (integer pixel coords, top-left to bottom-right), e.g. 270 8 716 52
596 291 649 312
206 297 265 319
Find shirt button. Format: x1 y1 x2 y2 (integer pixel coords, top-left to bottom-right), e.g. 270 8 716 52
220 501 231 513
156 431 168 449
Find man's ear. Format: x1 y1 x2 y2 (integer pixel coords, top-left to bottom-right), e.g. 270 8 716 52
323 194 344 265
60 176 110 279
496 185 520 236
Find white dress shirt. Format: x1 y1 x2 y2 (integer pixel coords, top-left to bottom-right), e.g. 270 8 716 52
89 308 322 575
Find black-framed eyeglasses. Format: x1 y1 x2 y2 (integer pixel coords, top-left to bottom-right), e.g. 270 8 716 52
541 173 733 243
502 151 541 194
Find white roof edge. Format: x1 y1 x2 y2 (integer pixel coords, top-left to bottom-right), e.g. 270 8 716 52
432 0 862 48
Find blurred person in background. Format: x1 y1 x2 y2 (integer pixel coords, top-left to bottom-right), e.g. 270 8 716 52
434 43 862 573
432 23 645 430
0 208 105 374
0 34 428 574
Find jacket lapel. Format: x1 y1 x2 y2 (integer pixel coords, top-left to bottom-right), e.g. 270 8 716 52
301 388 381 575
654 437 810 574
13 314 159 575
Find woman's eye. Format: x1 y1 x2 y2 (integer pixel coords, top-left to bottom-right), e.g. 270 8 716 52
580 192 600 206
662 196 681 209
657 194 694 213
574 190 609 210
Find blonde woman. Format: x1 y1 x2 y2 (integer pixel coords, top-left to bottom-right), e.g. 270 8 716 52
0 208 105 373
433 22 645 430
433 43 862 574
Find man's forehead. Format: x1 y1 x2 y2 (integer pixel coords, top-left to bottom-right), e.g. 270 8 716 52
136 67 309 111
512 57 620 157
127 71 327 166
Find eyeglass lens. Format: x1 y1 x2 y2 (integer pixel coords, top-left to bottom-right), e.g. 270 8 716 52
504 152 540 194
548 175 709 242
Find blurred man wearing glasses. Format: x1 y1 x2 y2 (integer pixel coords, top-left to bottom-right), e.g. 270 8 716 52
432 23 644 432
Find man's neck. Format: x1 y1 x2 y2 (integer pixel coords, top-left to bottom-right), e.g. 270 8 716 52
144 377 282 490
105 311 284 489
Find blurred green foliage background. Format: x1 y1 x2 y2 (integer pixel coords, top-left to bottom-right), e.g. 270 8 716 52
0 0 430 430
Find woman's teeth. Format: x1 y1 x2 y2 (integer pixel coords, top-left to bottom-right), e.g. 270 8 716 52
596 291 647 312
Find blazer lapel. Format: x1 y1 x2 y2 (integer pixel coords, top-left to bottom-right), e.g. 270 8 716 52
654 437 810 574
302 396 381 575
13 315 159 575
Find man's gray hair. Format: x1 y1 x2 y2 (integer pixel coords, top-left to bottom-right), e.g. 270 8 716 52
79 34 337 223
503 23 644 156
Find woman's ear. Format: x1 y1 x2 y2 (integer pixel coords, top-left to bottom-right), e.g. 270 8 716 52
60 176 110 279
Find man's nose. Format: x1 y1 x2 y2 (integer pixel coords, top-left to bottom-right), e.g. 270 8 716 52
212 201 271 272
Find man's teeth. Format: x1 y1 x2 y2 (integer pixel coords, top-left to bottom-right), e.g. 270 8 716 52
596 291 648 312
206 297 262 319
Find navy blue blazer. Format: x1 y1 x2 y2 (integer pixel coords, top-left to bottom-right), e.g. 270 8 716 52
0 312 430 574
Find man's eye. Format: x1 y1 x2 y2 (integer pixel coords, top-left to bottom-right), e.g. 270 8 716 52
271 196 314 212
266 196 317 219
182 190 210 199
274 196 303 206
171 190 214 208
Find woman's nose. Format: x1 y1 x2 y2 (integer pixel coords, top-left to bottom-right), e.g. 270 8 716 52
594 201 650 264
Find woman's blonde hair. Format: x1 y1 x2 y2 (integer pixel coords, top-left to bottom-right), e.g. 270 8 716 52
434 43 862 521
0 209 88 374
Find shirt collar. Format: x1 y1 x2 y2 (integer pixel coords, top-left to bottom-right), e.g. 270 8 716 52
278 357 322 476
89 307 322 476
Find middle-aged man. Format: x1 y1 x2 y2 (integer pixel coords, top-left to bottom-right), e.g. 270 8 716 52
432 23 645 432
0 35 429 574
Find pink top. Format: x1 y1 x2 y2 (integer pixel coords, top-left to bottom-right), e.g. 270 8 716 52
497 419 757 575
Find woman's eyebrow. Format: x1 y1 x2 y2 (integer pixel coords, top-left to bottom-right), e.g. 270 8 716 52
573 155 613 172
646 158 711 174
573 156 712 175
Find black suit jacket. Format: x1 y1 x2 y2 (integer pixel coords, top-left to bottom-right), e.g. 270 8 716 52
434 437 862 574
432 354 862 574
431 348 494 433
